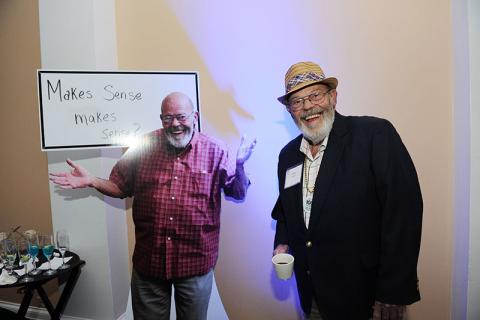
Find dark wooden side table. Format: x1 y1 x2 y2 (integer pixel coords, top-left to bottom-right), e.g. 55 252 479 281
0 251 85 319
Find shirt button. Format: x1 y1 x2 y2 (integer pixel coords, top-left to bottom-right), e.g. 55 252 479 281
177 157 180 161
171 196 175 200
169 217 173 221
167 237 171 241
174 176 178 180
306 270 311 275
306 241 313 248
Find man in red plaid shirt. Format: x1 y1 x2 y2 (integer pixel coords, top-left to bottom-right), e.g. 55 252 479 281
50 92 256 320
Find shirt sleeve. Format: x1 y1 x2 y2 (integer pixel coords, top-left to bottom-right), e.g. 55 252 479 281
372 120 423 305
271 196 289 248
109 147 139 197
220 147 250 200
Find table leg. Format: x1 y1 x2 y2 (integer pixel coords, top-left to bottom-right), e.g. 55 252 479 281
33 266 82 319
36 285 57 319
17 287 34 317
55 266 82 316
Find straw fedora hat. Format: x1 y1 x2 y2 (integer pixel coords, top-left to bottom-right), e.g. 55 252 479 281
277 61 338 105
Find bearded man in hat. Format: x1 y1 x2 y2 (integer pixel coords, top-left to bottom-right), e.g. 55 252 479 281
272 62 422 320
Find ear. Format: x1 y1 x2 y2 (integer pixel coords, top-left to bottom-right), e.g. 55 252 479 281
192 111 199 129
331 89 338 100
330 89 338 106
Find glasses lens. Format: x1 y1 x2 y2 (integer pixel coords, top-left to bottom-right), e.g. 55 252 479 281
289 90 330 110
177 114 187 121
288 99 303 110
161 111 194 123
310 90 329 102
161 115 172 123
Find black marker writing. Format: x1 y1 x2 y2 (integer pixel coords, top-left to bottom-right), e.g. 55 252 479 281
47 79 93 102
103 85 142 101
74 112 117 126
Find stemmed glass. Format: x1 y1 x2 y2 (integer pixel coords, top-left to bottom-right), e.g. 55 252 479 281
39 234 56 275
25 232 41 275
0 239 7 271
3 239 17 277
17 238 33 282
56 230 70 270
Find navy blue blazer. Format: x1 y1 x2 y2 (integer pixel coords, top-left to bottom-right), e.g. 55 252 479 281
272 112 422 319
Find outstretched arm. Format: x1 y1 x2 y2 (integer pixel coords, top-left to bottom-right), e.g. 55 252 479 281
49 158 126 198
236 134 256 166
223 135 256 200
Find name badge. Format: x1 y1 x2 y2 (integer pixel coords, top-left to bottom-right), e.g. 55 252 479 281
284 163 302 189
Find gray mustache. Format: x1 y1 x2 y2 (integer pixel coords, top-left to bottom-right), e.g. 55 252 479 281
166 126 186 132
301 107 329 119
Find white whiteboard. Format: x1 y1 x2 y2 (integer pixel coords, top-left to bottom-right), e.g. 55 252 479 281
37 70 201 151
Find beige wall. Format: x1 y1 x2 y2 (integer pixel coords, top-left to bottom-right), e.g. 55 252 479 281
115 0 453 319
0 0 55 304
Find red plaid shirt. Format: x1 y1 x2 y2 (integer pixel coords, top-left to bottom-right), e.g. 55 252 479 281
110 129 248 279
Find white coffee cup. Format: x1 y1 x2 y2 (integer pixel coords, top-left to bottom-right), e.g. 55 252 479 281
272 253 294 280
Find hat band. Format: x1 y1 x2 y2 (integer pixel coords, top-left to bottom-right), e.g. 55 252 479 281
286 72 325 92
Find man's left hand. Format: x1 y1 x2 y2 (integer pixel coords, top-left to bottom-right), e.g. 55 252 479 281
236 135 256 165
372 301 406 320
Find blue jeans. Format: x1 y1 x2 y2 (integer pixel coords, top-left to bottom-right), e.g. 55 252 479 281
131 268 213 320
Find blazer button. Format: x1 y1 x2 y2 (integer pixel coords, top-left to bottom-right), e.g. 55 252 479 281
306 241 312 248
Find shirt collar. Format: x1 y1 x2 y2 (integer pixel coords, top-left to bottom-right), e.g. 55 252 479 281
299 134 329 159
160 129 199 155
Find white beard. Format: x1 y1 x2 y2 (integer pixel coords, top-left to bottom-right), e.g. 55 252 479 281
296 106 335 144
165 126 194 148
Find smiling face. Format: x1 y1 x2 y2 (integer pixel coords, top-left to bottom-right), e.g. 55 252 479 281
287 84 337 145
160 92 198 149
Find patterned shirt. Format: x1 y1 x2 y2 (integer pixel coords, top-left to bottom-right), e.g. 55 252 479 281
110 129 249 279
300 135 328 228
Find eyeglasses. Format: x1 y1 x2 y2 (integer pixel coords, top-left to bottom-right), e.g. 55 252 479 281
160 111 195 124
288 90 332 111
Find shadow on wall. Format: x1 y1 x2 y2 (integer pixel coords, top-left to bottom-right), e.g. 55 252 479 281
270 262 303 320
270 220 304 320
48 148 131 210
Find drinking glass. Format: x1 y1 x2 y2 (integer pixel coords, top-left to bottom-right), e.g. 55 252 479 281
17 238 33 282
56 230 70 270
0 238 7 269
25 232 41 275
40 234 56 275
3 239 17 277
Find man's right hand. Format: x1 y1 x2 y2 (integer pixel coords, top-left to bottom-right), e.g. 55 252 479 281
273 244 289 256
49 158 94 189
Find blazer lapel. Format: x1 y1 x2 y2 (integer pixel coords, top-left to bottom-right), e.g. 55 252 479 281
283 136 308 232
307 112 349 231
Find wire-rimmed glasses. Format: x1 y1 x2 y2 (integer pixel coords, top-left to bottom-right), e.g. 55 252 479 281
160 111 195 124
288 89 332 111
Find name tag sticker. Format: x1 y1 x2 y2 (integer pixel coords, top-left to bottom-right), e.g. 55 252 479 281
284 163 303 189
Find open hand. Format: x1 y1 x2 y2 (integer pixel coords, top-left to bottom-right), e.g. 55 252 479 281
273 244 289 256
373 301 406 320
49 158 94 189
236 135 257 165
